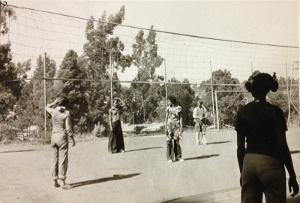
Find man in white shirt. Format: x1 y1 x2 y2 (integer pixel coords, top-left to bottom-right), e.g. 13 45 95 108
193 100 207 145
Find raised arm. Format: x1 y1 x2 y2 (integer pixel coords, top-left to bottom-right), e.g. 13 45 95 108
46 98 59 113
115 97 125 107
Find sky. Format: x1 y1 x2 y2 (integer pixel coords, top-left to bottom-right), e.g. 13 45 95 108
5 0 299 84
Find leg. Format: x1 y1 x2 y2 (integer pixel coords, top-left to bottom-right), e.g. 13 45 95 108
241 154 264 203
59 141 69 185
195 123 200 144
259 157 286 203
51 145 60 187
109 121 117 153
166 136 173 162
174 139 183 161
201 125 207 145
116 120 125 152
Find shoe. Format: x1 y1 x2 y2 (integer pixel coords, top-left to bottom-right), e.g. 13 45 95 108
53 181 60 188
167 160 172 163
121 149 125 153
178 159 184 162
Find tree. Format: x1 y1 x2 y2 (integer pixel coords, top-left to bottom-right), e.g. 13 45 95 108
130 26 164 123
19 55 56 134
200 69 243 127
52 50 89 134
82 6 132 135
0 6 28 122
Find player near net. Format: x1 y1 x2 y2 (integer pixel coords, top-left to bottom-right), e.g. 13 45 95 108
193 100 208 145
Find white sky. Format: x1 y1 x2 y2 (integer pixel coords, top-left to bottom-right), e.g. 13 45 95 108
5 0 299 84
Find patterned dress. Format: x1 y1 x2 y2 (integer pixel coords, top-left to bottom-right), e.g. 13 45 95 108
166 106 182 140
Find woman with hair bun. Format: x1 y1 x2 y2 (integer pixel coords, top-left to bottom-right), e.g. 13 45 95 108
235 71 299 202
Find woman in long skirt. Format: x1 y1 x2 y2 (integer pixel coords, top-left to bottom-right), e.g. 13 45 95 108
108 97 125 153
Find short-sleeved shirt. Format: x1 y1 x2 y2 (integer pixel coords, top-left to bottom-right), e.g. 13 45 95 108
235 101 287 159
46 106 73 137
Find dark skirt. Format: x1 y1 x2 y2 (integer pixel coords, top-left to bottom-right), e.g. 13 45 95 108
108 120 125 153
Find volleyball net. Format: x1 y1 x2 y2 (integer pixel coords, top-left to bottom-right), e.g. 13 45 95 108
2 4 299 131
5 4 298 85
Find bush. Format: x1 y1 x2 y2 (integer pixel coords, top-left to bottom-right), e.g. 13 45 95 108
0 124 18 142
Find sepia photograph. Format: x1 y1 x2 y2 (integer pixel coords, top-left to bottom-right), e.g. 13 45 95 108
0 0 299 202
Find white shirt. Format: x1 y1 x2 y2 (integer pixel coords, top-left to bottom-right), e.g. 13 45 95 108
193 106 206 124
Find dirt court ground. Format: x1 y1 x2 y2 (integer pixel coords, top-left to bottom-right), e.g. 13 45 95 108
0 125 299 203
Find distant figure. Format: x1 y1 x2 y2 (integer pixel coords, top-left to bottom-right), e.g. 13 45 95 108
108 96 126 153
236 71 299 202
193 101 207 145
46 96 75 189
165 95 184 163
5 104 18 122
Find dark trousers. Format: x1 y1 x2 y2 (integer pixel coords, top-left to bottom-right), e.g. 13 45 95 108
108 120 125 153
241 153 286 203
166 136 182 161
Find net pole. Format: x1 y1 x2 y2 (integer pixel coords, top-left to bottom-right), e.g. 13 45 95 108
110 51 113 107
215 91 220 131
210 61 216 129
164 59 168 108
0 1 2 44
44 53 47 138
286 63 290 127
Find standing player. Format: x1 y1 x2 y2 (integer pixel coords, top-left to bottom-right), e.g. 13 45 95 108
46 96 76 188
165 95 184 163
193 100 207 145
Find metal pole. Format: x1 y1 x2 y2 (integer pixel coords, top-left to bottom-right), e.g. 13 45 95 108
44 53 47 138
286 63 290 126
215 91 220 131
210 61 216 129
0 1 2 44
164 59 168 108
110 51 113 107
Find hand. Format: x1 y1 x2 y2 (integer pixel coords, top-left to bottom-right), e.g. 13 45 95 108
289 177 299 197
54 98 61 104
71 138 76 147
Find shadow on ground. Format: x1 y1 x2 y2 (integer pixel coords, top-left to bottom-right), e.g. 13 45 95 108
290 150 300 155
207 141 231 145
69 173 140 189
184 154 219 161
125 147 163 153
0 149 38 153
162 189 300 203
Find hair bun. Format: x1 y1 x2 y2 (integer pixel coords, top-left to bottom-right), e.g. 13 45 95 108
270 80 279 92
245 81 253 93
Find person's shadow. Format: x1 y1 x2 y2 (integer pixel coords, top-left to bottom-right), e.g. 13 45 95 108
206 141 231 145
184 154 219 161
290 150 300 155
125 147 163 153
69 173 140 189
